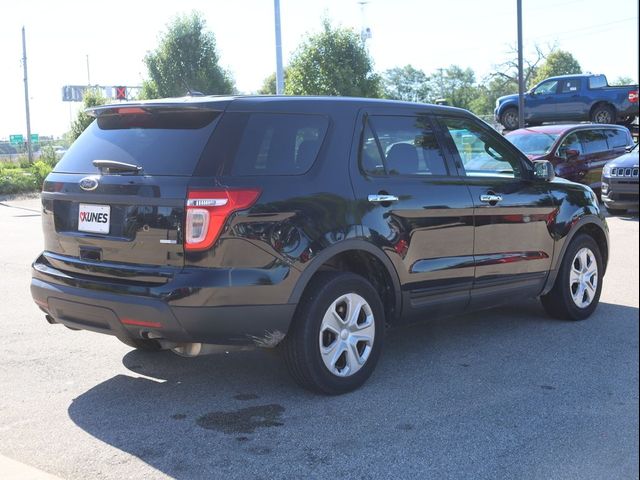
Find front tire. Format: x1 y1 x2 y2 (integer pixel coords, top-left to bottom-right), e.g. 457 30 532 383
282 272 385 395
500 107 519 131
541 234 603 320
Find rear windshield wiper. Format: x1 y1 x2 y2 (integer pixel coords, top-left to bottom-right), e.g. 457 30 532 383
92 159 142 174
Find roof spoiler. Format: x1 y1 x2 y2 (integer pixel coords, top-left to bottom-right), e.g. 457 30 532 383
86 103 222 118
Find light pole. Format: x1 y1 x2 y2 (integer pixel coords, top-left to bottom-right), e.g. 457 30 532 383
22 26 33 163
274 0 284 95
517 0 525 129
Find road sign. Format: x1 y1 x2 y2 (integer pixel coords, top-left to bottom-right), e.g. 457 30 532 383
62 84 142 101
62 85 87 102
116 86 127 100
9 134 24 145
30 134 39 144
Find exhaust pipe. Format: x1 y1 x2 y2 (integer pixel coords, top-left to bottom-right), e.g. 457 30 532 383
45 315 57 325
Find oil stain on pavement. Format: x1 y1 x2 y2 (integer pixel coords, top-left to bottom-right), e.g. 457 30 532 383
196 404 285 434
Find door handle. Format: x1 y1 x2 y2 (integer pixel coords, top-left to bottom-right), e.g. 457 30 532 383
368 194 399 203
479 194 503 204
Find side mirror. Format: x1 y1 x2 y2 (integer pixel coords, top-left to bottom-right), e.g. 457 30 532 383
533 160 555 182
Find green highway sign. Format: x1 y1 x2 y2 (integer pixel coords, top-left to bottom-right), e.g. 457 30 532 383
9 134 24 145
30 134 39 144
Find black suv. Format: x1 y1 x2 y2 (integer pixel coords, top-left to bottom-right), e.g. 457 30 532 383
31 97 609 394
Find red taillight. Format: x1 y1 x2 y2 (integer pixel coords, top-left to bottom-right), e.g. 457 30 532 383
629 90 639 103
116 107 148 115
121 318 163 328
185 188 261 251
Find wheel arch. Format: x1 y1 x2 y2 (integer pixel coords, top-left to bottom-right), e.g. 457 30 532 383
542 216 609 295
288 240 402 324
498 102 518 119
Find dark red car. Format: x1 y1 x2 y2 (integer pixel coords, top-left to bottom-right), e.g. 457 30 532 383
506 124 634 194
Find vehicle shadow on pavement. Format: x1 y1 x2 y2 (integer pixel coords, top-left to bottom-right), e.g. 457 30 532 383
67 300 639 479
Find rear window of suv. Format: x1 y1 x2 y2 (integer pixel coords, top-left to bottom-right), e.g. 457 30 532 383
54 108 221 176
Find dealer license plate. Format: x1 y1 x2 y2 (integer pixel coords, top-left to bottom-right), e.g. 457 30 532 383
78 204 110 234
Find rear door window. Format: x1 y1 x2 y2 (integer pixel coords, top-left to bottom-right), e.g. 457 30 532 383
577 130 608 154
361 115 449 176
54 109 221 176
560 79 580 93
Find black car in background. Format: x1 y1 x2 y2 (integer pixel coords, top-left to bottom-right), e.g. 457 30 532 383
602 143 639 214
31 96 609 394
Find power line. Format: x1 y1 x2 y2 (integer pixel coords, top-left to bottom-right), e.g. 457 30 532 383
525 16 637 41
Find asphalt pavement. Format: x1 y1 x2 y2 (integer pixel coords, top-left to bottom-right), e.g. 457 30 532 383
0 197 638 480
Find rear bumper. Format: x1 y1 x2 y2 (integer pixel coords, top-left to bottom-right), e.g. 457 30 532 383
31 257 296 346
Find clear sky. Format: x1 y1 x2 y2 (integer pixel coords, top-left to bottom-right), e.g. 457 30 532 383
1 0 638 138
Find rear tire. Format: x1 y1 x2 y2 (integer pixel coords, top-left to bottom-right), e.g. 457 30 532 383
590 104 615 124
118 337 163 352
500 107 519 131
541 234 603 320
282 272 385 395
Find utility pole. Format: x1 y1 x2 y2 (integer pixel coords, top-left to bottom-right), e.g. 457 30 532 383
517 0 525 129
22 26 33 163
437 68 445 99
358 1 372 44
274 0 284 95
86 54 91 86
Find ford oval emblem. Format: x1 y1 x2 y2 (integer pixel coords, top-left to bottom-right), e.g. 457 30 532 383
79 177 99 191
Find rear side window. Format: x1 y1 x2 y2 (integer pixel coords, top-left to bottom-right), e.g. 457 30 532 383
229 113 328 176
604 129 630 148
54 109 221 176
578 130 608 154
588 75 607 89
361 115 449 176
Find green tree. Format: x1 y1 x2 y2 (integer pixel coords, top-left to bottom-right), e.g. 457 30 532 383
531 49 581 86
382 65 431 103
492 44 547 90
257 70 290 94
469 76 516 115
429 65 479 110
285 19 382 97
141 11 235 99
610 76 636 86
70 89 106 141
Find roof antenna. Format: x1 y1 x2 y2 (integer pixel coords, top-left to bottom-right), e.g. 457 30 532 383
181 77 203 97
